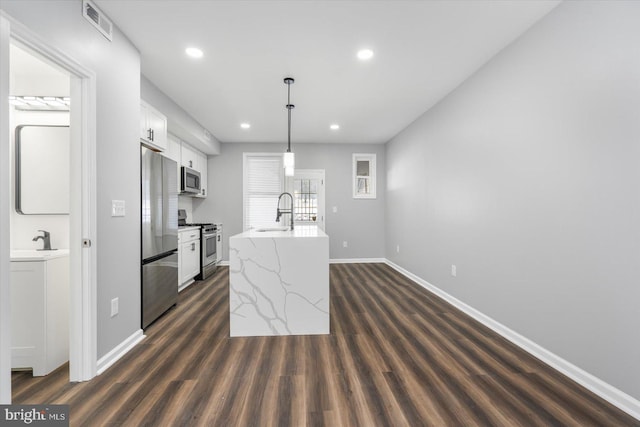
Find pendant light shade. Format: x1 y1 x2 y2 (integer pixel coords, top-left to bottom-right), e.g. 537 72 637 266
284 152 295 177
284 77 295 176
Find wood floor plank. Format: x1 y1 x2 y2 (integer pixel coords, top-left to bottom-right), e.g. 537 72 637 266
10 263 640 426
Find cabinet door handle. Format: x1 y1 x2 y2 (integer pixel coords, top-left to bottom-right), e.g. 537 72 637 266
189 160 193 168
202 188 205 196
150 128 154 141
191 242 195 251
147 128 152 141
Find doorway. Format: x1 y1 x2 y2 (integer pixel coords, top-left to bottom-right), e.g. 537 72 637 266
289 169 326 230
0 14 97 403
8 41 72 392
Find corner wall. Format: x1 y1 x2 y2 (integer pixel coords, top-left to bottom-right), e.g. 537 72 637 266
141 75 220 155
385 1 640 401
1 0 142 359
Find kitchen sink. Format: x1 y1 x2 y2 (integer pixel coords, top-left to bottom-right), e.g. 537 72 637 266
255 227 290 232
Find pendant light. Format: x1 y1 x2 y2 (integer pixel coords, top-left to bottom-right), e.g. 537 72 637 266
283 77 295 177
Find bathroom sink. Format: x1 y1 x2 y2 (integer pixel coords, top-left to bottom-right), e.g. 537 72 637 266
10 249 69 261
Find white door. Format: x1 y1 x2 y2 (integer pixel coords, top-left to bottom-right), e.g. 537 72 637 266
288 170 325 231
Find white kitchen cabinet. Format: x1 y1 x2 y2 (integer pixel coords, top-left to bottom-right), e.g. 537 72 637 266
11 252 69 376
215 224 223 263
195 150 208 198
140 100 167 152
179 228 201 291
181 142 198 170
165 134 182 190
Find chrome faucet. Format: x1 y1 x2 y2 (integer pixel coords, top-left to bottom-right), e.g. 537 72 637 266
275 192 294 230
33 230 52 250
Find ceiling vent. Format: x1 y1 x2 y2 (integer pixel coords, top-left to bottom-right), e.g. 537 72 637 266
82 0 113 41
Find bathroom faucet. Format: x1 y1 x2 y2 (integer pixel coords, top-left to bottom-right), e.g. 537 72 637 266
275 192 294 230
33 230 52 250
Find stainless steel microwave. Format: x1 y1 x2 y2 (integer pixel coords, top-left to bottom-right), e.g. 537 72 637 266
181 166 201 194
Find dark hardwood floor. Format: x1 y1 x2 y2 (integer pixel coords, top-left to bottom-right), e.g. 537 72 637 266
12 263 639 426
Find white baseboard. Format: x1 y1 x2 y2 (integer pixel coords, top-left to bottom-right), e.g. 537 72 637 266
96 329 145 375
218 260 229 267
384 259 640 421
329 258 386 264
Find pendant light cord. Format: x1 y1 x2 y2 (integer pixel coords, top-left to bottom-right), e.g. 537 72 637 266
285 77 294 153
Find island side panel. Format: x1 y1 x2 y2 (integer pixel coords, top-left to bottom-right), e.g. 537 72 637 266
229 235 329 337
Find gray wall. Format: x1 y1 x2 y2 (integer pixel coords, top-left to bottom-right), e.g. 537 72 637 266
194 143 386 261
385 1 640 400
2 0 142 359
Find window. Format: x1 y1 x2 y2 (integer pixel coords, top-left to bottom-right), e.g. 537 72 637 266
291 169 325 230
352 153 376 199
243 153 283 230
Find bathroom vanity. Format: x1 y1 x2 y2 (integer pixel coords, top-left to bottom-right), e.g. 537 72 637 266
229 226 329 337
10 249 69 376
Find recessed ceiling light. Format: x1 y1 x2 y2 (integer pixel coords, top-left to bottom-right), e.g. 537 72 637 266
240 123 251 129
357 49 374 61
330 124 340 130
185 47 203 59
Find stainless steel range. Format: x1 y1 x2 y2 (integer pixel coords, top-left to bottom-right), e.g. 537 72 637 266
178 210 218 280
197 224 218 280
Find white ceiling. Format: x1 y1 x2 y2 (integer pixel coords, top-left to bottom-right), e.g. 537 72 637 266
95 0 559 146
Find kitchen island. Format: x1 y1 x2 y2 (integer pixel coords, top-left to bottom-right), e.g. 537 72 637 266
229 225 329 337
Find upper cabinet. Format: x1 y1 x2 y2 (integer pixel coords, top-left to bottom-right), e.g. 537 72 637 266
180 143 198 170
140 100 167 152
197 151 208 198
165 134 182 190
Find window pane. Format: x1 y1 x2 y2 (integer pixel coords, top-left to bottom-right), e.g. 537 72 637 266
293 177 320 224
357 160 369 176
357 177 369 194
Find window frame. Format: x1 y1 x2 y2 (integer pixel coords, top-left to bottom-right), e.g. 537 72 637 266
352 153 376 199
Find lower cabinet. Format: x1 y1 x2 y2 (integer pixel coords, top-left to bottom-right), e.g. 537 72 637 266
179 228 200 291
11 255 69 376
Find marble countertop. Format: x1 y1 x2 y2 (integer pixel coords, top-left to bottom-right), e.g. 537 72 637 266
231 225 328 239
229 224 329 337
178 226 201 232
11 249 70 261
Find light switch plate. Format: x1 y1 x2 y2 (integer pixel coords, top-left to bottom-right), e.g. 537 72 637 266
111 200 125 217
111 297 119 317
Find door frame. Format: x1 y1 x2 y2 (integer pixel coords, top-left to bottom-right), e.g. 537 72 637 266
0 11 98 403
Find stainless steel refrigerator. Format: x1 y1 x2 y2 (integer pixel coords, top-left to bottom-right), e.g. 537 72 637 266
141 146 178 329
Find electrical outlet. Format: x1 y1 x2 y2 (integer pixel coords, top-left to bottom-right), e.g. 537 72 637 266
451 265 457 277
111 297 119 317
343 241 348 248
396 245 400 253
